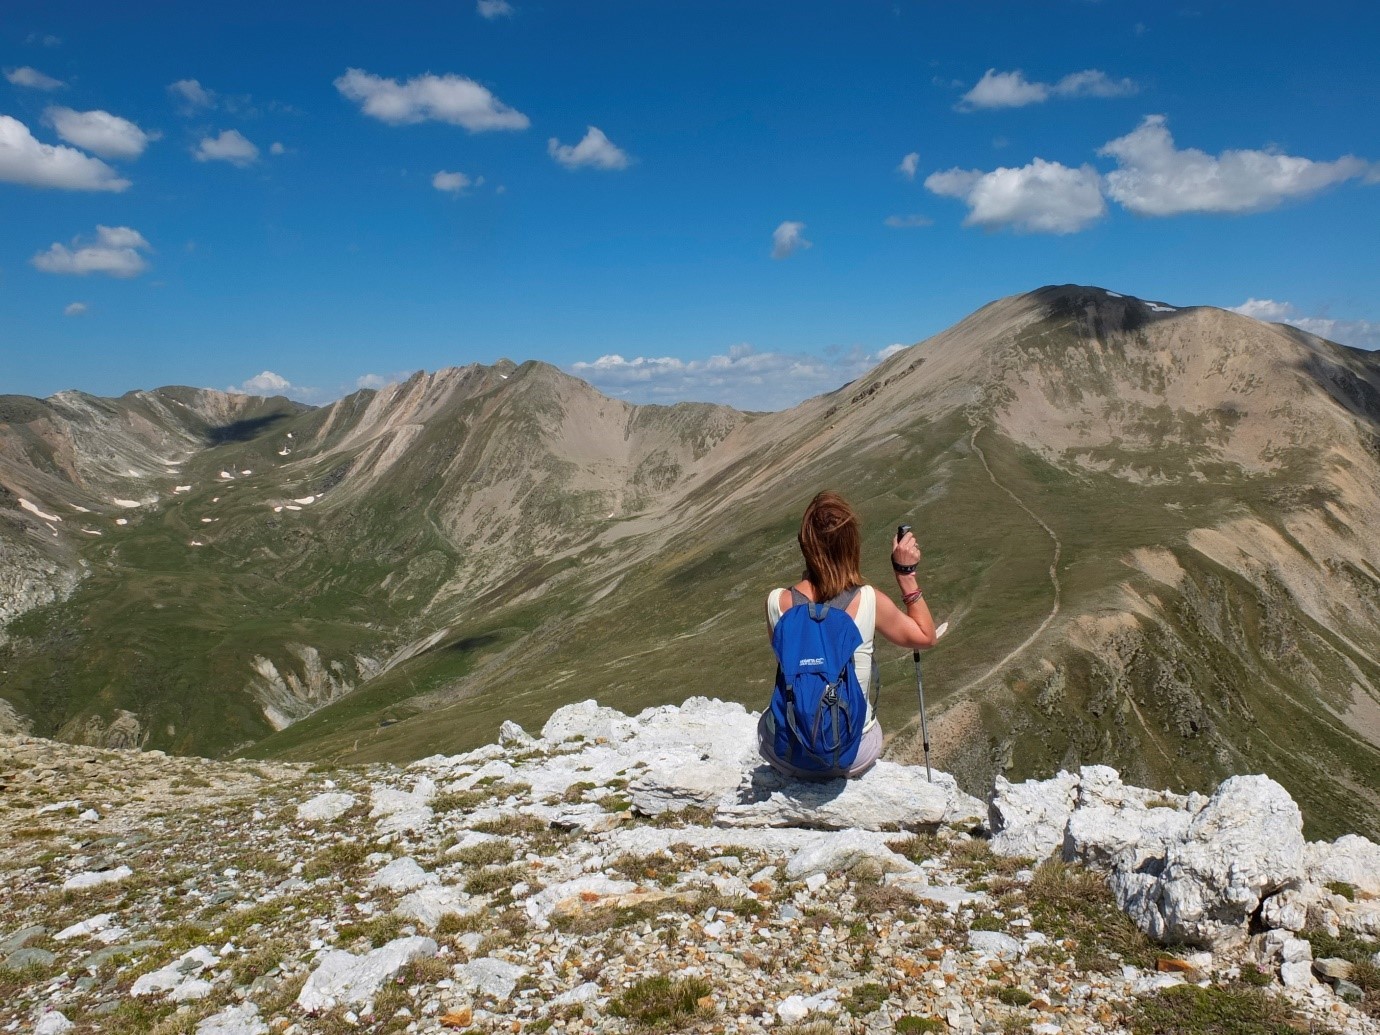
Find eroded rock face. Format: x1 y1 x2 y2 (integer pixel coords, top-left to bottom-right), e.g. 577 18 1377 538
989 769 1079 860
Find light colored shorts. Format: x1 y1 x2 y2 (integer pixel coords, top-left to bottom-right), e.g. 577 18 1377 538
757 710 882 781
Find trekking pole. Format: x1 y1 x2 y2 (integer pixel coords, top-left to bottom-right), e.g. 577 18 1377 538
911 621 948 783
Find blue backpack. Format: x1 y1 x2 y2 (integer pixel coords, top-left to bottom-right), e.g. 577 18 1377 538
769 587 867 774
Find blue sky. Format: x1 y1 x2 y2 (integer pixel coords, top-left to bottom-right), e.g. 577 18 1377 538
3 1 1378 410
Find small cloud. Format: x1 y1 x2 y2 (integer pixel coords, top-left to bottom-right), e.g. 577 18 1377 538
883 214 933 229
477 0 515 17
432 169 472 193
5 66 65 90
45 106 157 160
167 78 216 113
236 371 291 393
194 129 259 167
897 152 919 180
25 33 62 47
1227 298 1380 348
335 68 529 132
926 158 1106 234
957 67 1136 111
548 126 630 170
771 220 811 260
31 225 152 277
0 115 131 191
1101 115 1371 216
269 141 286 155
63 301 87 316
877 343 908 360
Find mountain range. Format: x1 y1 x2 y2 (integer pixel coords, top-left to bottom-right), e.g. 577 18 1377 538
4 284 1380 840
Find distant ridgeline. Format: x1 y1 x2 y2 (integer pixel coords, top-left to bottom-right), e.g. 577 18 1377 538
3 286 1380 840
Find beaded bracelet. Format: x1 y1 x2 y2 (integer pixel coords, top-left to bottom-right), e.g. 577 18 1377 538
902 589 924 605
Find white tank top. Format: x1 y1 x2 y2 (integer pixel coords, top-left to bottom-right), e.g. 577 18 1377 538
766 585 878 728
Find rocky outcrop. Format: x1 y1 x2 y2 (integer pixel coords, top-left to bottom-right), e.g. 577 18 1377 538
990 765 1376 952
249 647 381 731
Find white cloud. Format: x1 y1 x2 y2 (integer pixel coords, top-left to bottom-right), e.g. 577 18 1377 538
269 141 286 155
6 66 65 90
356 373 390 390
771 220 811 259
897 152 919 179
63 301 87 317
26 33 62 47
237 371 291 393
0 115 131 191
477 0 514 17
432 169 472 193
194 129 259 167
925 158 1106 233
958 67 1136 111
1227 298 1380 348
883 214 933 228
1101 115 1370 216
570 342 909 411
168 79 215 112
334 68 529 131
45 106 156 160
31 225 151 277
548 126 630 170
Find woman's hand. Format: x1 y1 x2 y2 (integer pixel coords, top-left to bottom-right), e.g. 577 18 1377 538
892 528 921 569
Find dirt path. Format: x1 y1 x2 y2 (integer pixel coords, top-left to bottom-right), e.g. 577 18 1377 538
950 422 1063 696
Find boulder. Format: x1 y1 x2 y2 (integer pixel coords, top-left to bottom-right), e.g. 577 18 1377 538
32 1011 74 1035
631 757 744 816
61 866 133 892
968 930 1023 958
1064 798 1193 872
540 700 638 745
498 720 536 748
1125 776 1305 947
297 936 438 1013
522 875 638 923
369 778 436 835
989 770 1079 859
130 946 217 1000
394 886 472 929
716 761 950 831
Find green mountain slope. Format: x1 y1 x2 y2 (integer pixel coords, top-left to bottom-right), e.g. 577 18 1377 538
4 287 1380 839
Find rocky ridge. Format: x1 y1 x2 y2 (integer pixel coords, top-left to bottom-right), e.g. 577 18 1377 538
3 697 1378 1035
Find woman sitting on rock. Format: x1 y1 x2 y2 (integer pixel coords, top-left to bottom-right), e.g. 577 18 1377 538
760 490 937 779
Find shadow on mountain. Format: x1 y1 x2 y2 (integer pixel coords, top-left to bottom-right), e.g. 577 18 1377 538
442 633 501 655
205 413 293 444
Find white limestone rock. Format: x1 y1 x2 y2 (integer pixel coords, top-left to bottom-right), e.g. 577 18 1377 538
499 720 536 748
196 1003 269 1035
1127 775 1305 947
453 957 526 1000
1064 798 1193 872
784 829 914 880
32 1011 74 1035
55 914 113 941
130 946 217 999
968 930 1024 958
297 792 356 823
369 857 436 894
61 866 133 892
297 936 438 1013
1305 834 1380 897
369 777 436 834
394 886 472 929
540 700 638 746
523 875 637 922
716 761 949 831
631 757 743 816
989 770 1079 860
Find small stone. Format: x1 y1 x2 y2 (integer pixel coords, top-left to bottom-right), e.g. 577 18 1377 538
439 1006 473 1029
6 947 56 971
33 1011 74 1035
61 865 133 892
1335 980 1364 1003
1311 958 1353 982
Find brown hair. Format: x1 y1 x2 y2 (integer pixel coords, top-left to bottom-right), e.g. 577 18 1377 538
798 491 864 600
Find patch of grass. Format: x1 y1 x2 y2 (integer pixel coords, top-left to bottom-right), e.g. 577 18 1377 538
843 982 888 1017
608 851 678 885
561 781 598 803
993 985 1034 1007
970 914 1004 931
1238 964 1273 987
777 1025 836 1035
608 974 713 1028
888 832 944 864
230 942 286 985
463 863 528 897
1027 859 1155 972
336 913 404 948
431 789 491 813
161 922 212 953
436 911 485 936
894 1018 945 1034
301 840 370 881
645 805 716 828
471 814 549 837
1127 983 1311 1035
1325 880 1356 902
449 838 515 867
1301 927 1380 966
